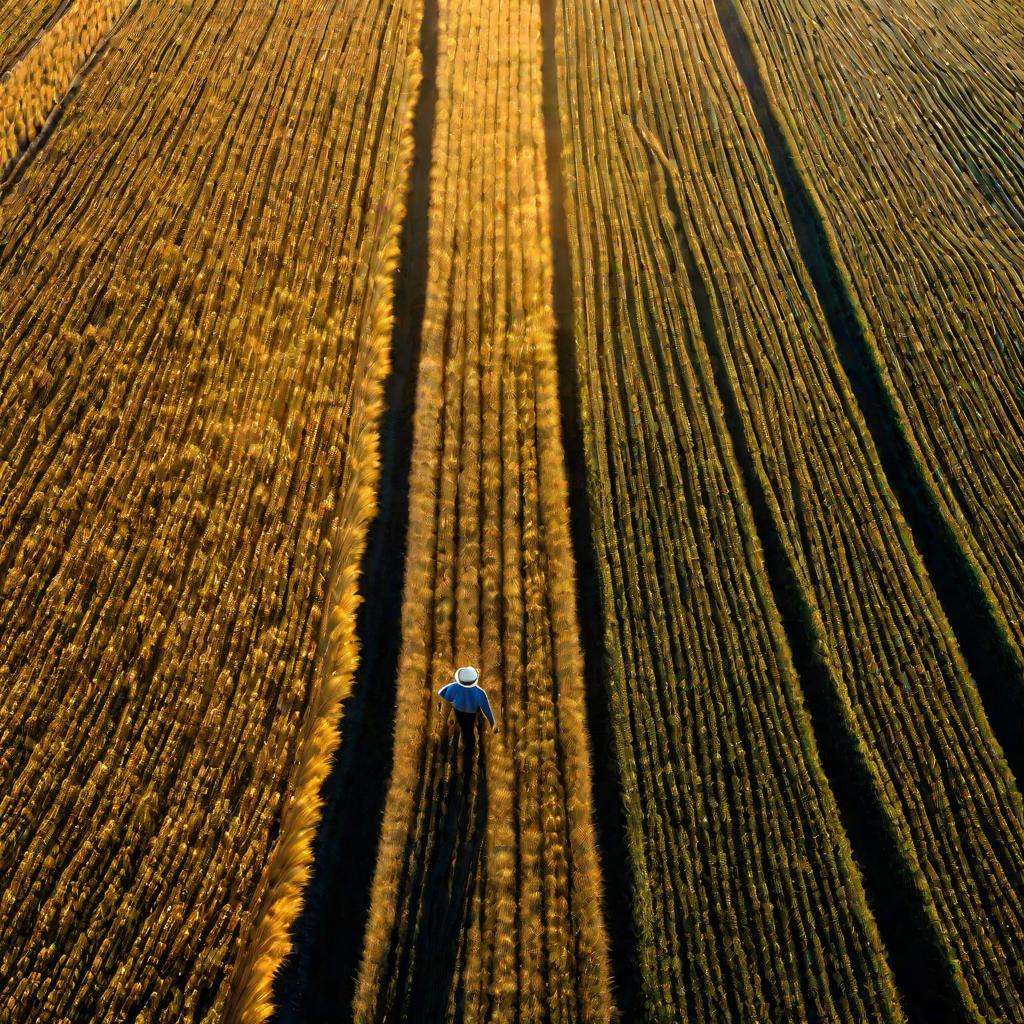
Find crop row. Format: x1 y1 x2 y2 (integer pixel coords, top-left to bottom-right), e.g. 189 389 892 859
554 0 1024 1019
0 0 419 1020
352 0 611 1018
734 0 1024 680
676 0 1024 1019
551 0 909 1021
0 0 137 168
0 0 67 76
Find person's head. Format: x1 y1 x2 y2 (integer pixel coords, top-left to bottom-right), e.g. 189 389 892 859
455 665 479 686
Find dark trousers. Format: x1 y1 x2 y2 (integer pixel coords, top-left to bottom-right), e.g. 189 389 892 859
454 709 476 771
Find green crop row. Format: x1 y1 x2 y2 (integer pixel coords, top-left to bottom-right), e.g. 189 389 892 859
735 0 1024 684
554 0 1024 1019
551 0 907 1019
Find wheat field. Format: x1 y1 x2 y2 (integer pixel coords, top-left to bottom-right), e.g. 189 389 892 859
1 0 1022 1022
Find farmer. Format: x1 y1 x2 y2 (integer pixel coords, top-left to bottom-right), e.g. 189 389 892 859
438 665 496 771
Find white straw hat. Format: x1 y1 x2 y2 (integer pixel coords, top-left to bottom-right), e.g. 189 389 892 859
456 665 479 685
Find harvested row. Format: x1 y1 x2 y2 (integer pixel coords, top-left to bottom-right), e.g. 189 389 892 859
733 0 1024 670
0 0 419 1020
352 0 611 1018
0 0 68 76
0 0 137 167
551 0 906 1021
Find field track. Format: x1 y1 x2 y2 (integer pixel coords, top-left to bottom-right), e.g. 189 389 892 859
272 0 439 1016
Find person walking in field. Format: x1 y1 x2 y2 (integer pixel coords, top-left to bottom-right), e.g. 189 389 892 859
438 666 496 772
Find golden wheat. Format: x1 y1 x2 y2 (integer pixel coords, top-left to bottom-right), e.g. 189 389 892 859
352 0 611 1018
0 0 419 1019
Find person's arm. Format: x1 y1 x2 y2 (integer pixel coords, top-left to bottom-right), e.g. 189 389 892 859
478 689 496 730
438 682 452 700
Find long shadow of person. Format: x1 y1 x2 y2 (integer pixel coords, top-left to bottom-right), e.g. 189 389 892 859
400 718 489 1021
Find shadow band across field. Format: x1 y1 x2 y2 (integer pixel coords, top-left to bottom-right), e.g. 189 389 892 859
271 0 439 1016
391 732 489 1021
713 0 1024 784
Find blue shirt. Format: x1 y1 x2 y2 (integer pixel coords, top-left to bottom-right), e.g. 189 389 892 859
438 681 496 728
